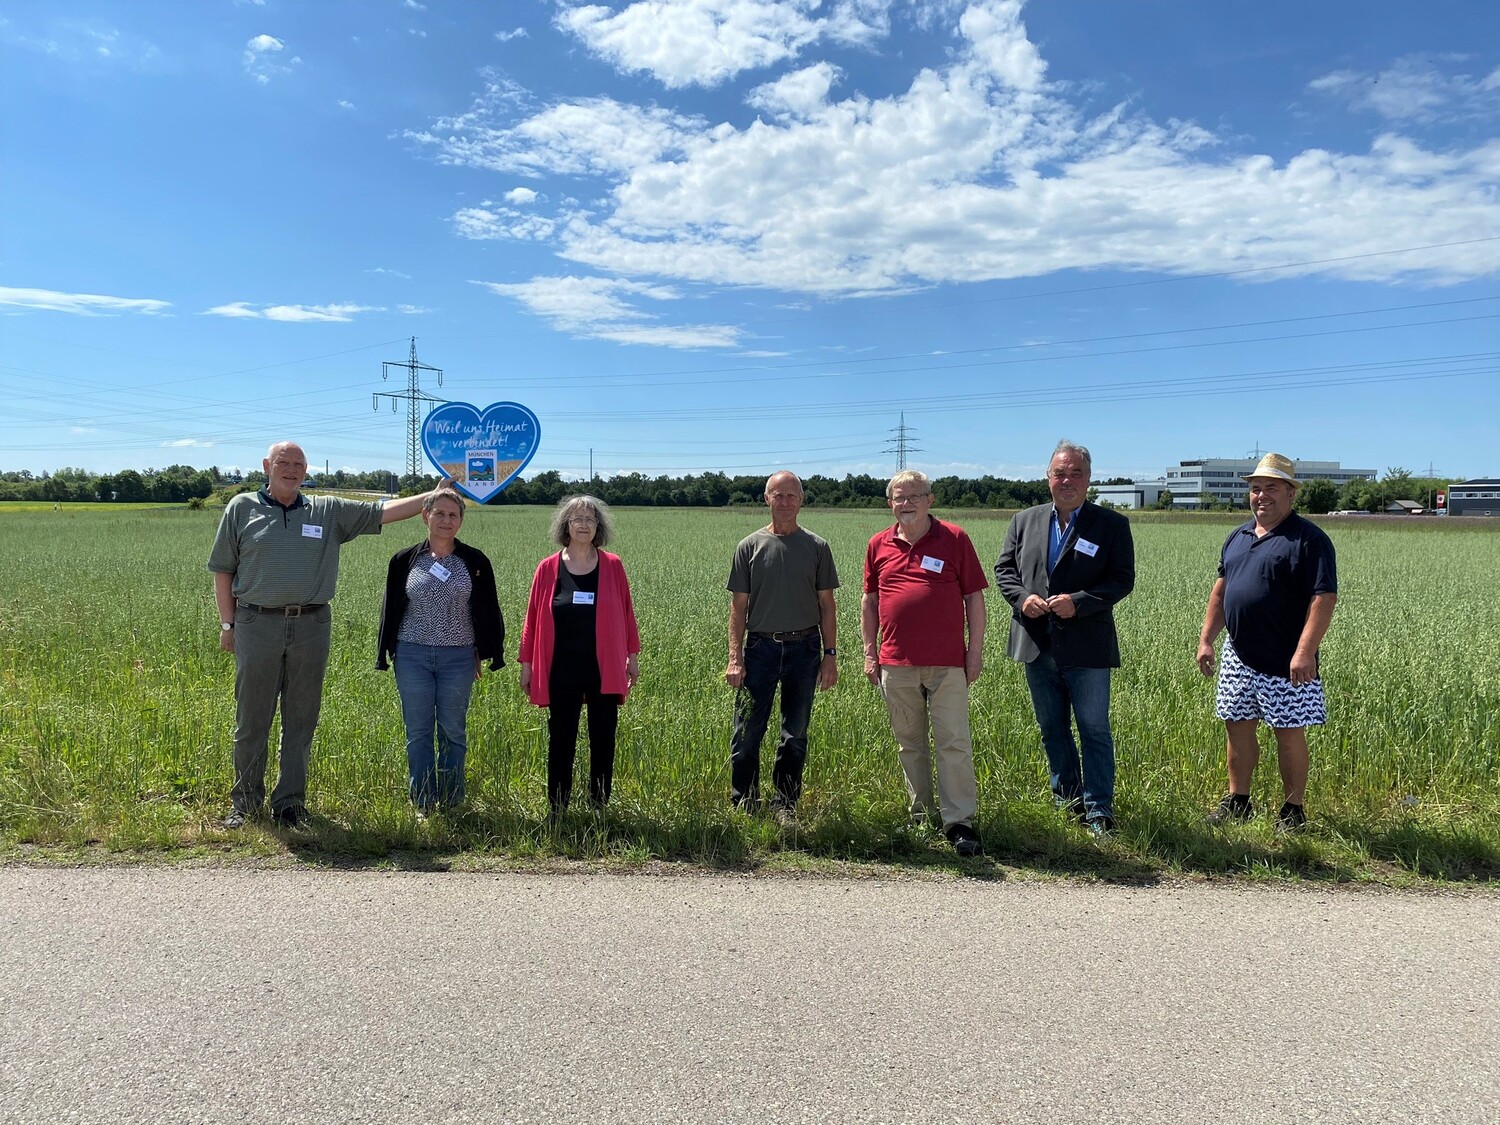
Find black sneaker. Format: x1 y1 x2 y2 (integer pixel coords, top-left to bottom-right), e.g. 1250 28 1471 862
223 809 247 830
1275 802 1307 833
946 823 983 858
1207 794 1254 826
272 805 304 829
1086 816 1116 839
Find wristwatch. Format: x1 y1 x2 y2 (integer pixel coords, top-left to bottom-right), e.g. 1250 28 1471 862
221 622 234 632
823 647 837 657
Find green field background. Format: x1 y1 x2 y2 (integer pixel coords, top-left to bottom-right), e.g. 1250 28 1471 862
1 504 1496 879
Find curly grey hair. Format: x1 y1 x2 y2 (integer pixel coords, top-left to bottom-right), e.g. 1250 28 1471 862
549 494 614 548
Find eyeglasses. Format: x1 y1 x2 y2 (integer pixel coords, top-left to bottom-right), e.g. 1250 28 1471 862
568 515 598 525
891 493 932 503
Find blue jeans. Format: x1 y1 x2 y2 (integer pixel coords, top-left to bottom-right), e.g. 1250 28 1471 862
730 633 821 808
393 642 475 809
1022 650 1116 822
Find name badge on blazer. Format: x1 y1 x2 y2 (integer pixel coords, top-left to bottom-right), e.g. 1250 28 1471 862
572 591 596 605
1075 538 1099 557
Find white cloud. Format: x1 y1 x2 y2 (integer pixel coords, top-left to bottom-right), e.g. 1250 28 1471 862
3 20 162 69
504 186 539 204
203 301 261 318
452 205 557 241
366 267 413 279
202 301 381 322
421 1 1500 302
1309 55 1500 124
747 62 839 119
404 0 428 9
496 27 529 42
474 275 743 348
556 0 888 89
162 438 214 448
0 286 170 315
337 99 355 110
397 304 432 314
243 33 293 84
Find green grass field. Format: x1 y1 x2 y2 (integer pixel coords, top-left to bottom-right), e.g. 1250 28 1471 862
1 504 1496 882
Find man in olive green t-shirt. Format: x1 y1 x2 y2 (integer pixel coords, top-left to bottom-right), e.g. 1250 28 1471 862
207 440 445 829
724 470 839 817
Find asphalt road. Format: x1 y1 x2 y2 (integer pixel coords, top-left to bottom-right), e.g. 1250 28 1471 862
1 869 1495 1124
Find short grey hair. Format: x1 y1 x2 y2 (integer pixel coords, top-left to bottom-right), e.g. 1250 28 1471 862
423 488 466 515
1050 439 1092 474
550 494 614 548
886 469 931 499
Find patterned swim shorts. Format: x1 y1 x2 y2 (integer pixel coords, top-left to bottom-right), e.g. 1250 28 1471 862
1214 639 1326 728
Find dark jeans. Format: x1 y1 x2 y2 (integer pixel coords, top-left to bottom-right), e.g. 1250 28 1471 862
730 633 821 809
547 658 620 811
393 641 475 810
1022 649 1116 822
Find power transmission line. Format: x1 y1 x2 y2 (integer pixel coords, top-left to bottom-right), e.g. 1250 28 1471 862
884 413 923 470
373 337 444 483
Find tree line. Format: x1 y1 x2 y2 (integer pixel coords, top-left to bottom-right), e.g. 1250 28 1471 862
0 463 1461 514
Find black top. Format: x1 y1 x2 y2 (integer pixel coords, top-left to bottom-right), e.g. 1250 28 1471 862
551 562 600 672
1219 513 1337 678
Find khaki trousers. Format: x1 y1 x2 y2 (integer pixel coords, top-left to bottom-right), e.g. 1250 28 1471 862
878 665 978 828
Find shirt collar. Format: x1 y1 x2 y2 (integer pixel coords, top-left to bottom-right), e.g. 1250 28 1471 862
258 486 308 512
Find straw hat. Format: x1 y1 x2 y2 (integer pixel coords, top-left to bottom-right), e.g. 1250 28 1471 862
1242 452 1299 489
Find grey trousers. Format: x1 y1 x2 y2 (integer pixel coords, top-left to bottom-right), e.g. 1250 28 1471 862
230 605 333 815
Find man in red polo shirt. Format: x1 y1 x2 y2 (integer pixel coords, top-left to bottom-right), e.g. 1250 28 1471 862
861 470 988 858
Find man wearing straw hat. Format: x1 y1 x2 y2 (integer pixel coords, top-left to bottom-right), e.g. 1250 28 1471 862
1197 452 1338 832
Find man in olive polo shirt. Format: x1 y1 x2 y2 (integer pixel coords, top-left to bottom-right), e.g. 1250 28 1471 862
208 441 446 828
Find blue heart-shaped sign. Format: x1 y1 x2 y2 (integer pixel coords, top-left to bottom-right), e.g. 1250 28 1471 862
421 400 541 503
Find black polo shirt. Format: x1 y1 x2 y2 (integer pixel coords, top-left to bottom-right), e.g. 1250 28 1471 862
1219 512 1337 678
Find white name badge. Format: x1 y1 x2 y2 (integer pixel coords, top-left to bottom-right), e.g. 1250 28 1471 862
429 562 452 582
572 591 596 605
301 524 324 540
920 555 945 573
1075 538 1099 557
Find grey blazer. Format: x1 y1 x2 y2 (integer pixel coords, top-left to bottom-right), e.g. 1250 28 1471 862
993 502 1135 668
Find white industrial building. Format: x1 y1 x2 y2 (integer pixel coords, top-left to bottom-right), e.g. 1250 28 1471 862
1094 457 1376 510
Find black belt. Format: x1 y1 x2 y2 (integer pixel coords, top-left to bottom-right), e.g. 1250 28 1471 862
750 626 820 641
238 601 327 617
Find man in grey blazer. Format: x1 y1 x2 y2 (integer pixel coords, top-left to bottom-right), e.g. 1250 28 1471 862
995 440 1135 836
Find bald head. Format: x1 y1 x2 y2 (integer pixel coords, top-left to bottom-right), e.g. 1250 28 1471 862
263 441 308 504
764 469 805 533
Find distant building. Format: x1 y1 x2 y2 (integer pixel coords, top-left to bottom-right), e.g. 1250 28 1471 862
1096 457 1376 510
1384 499 1424 514
1094 480 1169 509
1448 479 1500 517
1162 457 1376 509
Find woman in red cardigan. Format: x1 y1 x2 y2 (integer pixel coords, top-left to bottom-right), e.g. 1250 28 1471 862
520 495 641 815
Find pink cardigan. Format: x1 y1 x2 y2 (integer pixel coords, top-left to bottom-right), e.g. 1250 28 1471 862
519 550 642 707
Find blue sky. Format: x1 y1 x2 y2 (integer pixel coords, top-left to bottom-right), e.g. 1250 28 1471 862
3 0 1498 483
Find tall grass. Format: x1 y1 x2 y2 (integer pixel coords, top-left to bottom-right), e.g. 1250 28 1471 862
0 504 1495 881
